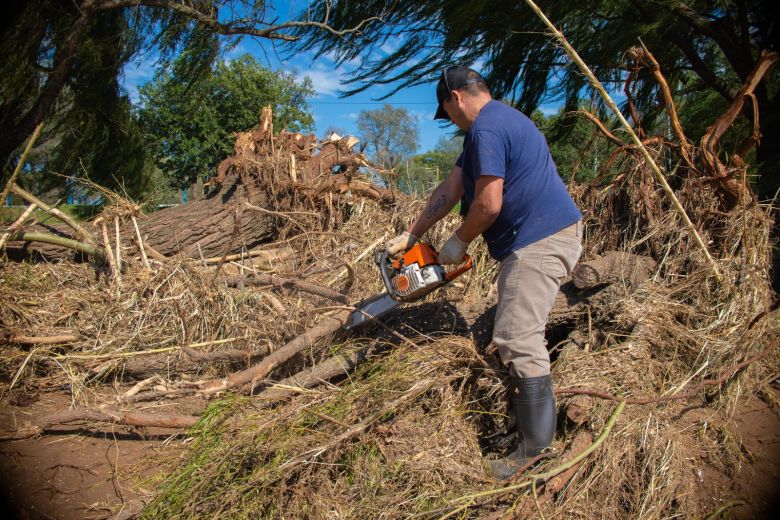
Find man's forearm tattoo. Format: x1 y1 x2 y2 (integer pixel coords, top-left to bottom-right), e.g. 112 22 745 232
425 195 447 219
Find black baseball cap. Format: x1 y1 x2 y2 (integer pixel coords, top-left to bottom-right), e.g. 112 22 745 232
434 66 488 120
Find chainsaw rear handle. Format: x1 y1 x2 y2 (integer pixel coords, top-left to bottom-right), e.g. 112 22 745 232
444 254 474 281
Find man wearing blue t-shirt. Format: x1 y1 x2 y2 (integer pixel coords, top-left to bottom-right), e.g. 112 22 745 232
386 66 583 480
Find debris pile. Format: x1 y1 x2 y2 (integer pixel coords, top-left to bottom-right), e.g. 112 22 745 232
1 50 778 519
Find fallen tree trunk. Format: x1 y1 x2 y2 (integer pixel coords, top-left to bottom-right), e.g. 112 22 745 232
3 108 394 262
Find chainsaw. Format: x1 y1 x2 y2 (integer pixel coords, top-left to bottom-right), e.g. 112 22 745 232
344 242 474 330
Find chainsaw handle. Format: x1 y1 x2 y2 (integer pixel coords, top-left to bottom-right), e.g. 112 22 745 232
444 254 474 281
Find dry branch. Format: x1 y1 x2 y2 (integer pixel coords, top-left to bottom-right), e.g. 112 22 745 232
1 333 78 345
195 309 352 395
0 408 200 440
0 123 43 204
0 202 38 250
236 273 349 303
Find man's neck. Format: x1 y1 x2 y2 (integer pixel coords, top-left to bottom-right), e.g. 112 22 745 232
463 95 492 130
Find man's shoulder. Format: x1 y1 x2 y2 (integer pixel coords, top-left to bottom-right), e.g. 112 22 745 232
475 100 530 129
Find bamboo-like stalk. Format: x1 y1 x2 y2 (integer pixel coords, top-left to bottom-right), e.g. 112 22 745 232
0 202 38 250
131 215 150 268
100 221 120 284
523 0 721 280
0 123 43 204
114 215 122 272
10 184 96 245
5 231 105 260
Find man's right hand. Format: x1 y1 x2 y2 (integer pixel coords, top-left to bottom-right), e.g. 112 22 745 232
386 231 418 258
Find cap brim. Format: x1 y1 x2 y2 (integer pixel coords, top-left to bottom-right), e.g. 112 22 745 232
434 103 449 120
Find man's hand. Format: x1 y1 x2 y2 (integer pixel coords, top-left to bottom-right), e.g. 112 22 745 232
386 231 418 258
438 232 469 264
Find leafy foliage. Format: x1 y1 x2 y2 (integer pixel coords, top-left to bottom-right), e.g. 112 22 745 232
295 0 779 197
137 55 314 188
356 104 419 171
400 135 461 195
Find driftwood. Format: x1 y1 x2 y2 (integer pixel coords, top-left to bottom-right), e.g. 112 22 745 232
0 408 200 440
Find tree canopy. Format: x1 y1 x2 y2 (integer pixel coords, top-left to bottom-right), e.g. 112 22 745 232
0 0 381 197
356 104 419 172
138 54 314 188
295 0 779 198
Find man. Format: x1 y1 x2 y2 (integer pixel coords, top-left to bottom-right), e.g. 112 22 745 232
386 66 583 480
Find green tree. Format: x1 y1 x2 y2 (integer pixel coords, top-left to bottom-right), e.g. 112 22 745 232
0 0 380 197
137 55 314 188
295 0 778 199
400 135 461 195
357 104 419 175
532 108 616 184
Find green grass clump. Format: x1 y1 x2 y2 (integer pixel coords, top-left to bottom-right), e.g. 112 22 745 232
143 342 485 519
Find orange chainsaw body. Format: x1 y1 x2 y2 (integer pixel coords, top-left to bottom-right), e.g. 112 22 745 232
380 242 473 302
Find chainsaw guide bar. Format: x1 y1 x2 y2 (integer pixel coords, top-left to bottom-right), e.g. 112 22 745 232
344 243 473 330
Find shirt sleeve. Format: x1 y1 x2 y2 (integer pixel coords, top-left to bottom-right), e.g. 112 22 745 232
455 152 463 168
467 130 506 179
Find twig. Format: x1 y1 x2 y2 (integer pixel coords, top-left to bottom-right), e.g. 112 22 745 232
0 122 43 204
48 337 243 360
237 273 349 303
523 0 721 280
100 221 120 284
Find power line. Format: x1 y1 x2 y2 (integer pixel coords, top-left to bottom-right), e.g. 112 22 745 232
308 101 431 105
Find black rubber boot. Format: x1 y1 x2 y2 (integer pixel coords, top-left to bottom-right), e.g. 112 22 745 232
489 374 556 480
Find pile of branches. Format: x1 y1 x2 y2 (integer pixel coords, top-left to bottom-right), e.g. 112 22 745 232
1 51 778 520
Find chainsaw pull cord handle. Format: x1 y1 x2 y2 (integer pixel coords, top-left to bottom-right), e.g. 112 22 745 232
444 254 474 281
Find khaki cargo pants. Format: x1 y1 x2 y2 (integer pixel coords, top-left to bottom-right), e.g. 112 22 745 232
493 221 583 378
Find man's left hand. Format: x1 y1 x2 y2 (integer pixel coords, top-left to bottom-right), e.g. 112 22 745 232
438 232 469 264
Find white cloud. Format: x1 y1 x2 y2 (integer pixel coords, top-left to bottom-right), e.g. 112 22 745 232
344 112 358 120
295 64 344 97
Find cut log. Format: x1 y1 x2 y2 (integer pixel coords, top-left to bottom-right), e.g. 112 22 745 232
571 251 656 289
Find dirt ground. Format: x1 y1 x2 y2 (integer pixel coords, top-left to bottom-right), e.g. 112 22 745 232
0 391 194 520
0 382 778 519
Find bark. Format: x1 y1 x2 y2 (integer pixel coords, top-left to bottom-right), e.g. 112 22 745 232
3 124 392 262
0 408 200 440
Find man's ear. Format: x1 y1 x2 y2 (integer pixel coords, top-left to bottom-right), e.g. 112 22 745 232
451 90 463 105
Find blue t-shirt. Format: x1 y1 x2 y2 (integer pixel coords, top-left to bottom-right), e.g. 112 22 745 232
457 100 581 261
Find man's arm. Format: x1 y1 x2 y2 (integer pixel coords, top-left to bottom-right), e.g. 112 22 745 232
455 175 503 241
406 165 464 237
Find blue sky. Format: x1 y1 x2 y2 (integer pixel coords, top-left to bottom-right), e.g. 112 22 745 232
121 1 563 154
